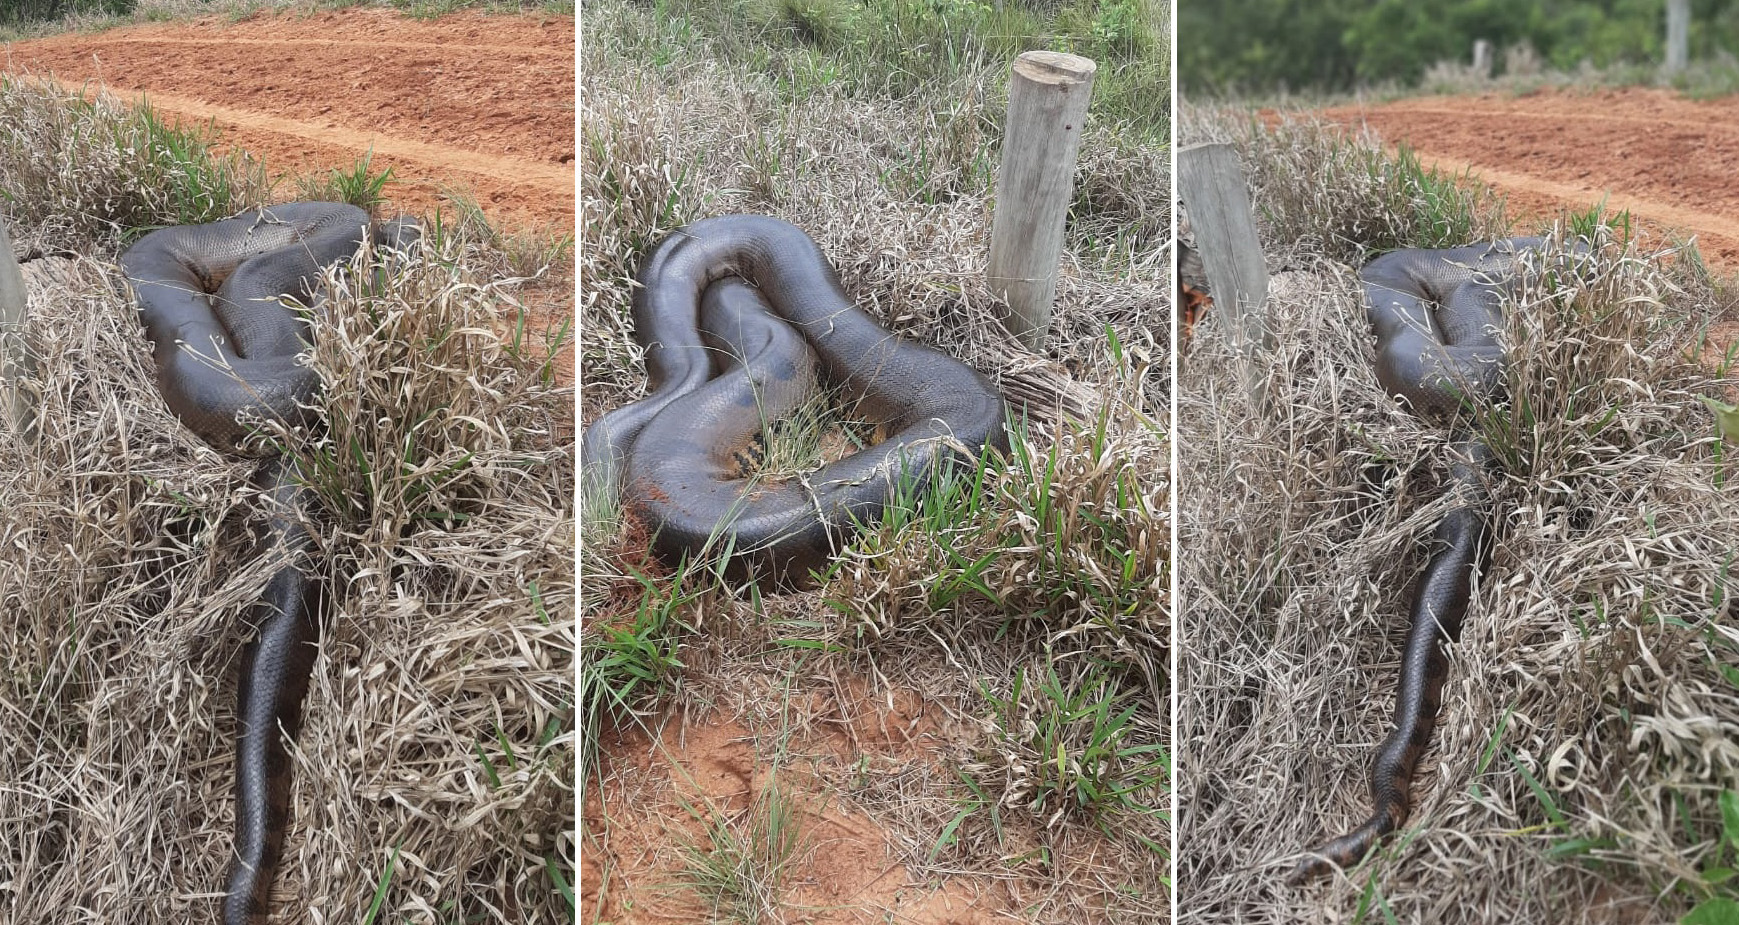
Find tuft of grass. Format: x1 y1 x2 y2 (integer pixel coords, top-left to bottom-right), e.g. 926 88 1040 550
579 561 694 782
1472 227 1669 475
0 77 270 250
1180 105 1508 263
825 390 1165 648
295 149 395 213
676 776 808 924
747 384 867 482
970 659 1169 830
277 225 566 528
1564 198 1633 246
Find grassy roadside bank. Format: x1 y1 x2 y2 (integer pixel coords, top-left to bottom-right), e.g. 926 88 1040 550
580 0 1171 921
1177 104 1739 925
0 72 574 921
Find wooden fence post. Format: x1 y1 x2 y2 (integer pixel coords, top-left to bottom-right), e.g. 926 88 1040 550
1666 0 1689 74
987 50 1096 351
1177 142 1270 363
0 215 32 434
1473 39 1492 78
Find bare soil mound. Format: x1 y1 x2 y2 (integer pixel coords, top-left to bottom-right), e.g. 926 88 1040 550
0 7 574 231
1322 87 1739 270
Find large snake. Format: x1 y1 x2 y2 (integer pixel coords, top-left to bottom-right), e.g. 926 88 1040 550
1289 238 1564 882
119 202 415 924
581 214 1009 585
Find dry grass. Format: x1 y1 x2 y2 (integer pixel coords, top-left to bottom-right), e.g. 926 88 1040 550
0 76 271 250
1179 103 1508 263
0 241 571 921
581 1 1169 920
0 74 572 921
1178 109 1739 923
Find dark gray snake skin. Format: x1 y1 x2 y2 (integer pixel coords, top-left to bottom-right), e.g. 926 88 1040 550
120 202 416 924
1290 238 1560 882
581 214 1009 586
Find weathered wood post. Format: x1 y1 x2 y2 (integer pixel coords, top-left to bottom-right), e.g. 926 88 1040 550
1177 142 1270 404
1666 0 1690 74
988 50 1096 351
0 215 33 434
1472 39 1492 78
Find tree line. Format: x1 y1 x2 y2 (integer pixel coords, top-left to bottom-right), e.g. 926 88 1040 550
1181 0 1739 94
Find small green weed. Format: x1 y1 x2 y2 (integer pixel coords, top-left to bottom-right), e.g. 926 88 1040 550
676 776 806 924
1565 199 1632 246
1679 791 1739 924
580 566 693 777
976 660 1168 828
297 149 396 212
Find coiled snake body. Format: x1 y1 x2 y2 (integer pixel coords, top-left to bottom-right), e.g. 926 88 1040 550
1290 239 1558 882
581 214 1009 585
120 202 415 923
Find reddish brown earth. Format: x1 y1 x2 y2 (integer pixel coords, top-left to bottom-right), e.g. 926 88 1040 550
1321 87 1739 271
0 8 574 232
582 682 1011 925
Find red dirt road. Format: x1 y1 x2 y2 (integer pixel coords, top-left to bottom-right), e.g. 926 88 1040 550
0 7 574 232
1322 87 1739 270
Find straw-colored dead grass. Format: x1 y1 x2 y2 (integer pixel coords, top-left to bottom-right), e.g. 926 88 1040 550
581 4 1169 920
1178 165 1739 922
0 76 271 250
0 225 572 919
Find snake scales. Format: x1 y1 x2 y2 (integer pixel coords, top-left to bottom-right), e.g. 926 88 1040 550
1289 238 1568 882
120 202 416 924
581 214 1009 585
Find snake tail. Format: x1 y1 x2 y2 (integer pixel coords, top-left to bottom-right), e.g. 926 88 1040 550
1291 441 1494 883
222 457 324 925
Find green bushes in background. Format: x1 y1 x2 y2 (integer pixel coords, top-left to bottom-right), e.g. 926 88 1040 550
1182 0 1739 94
